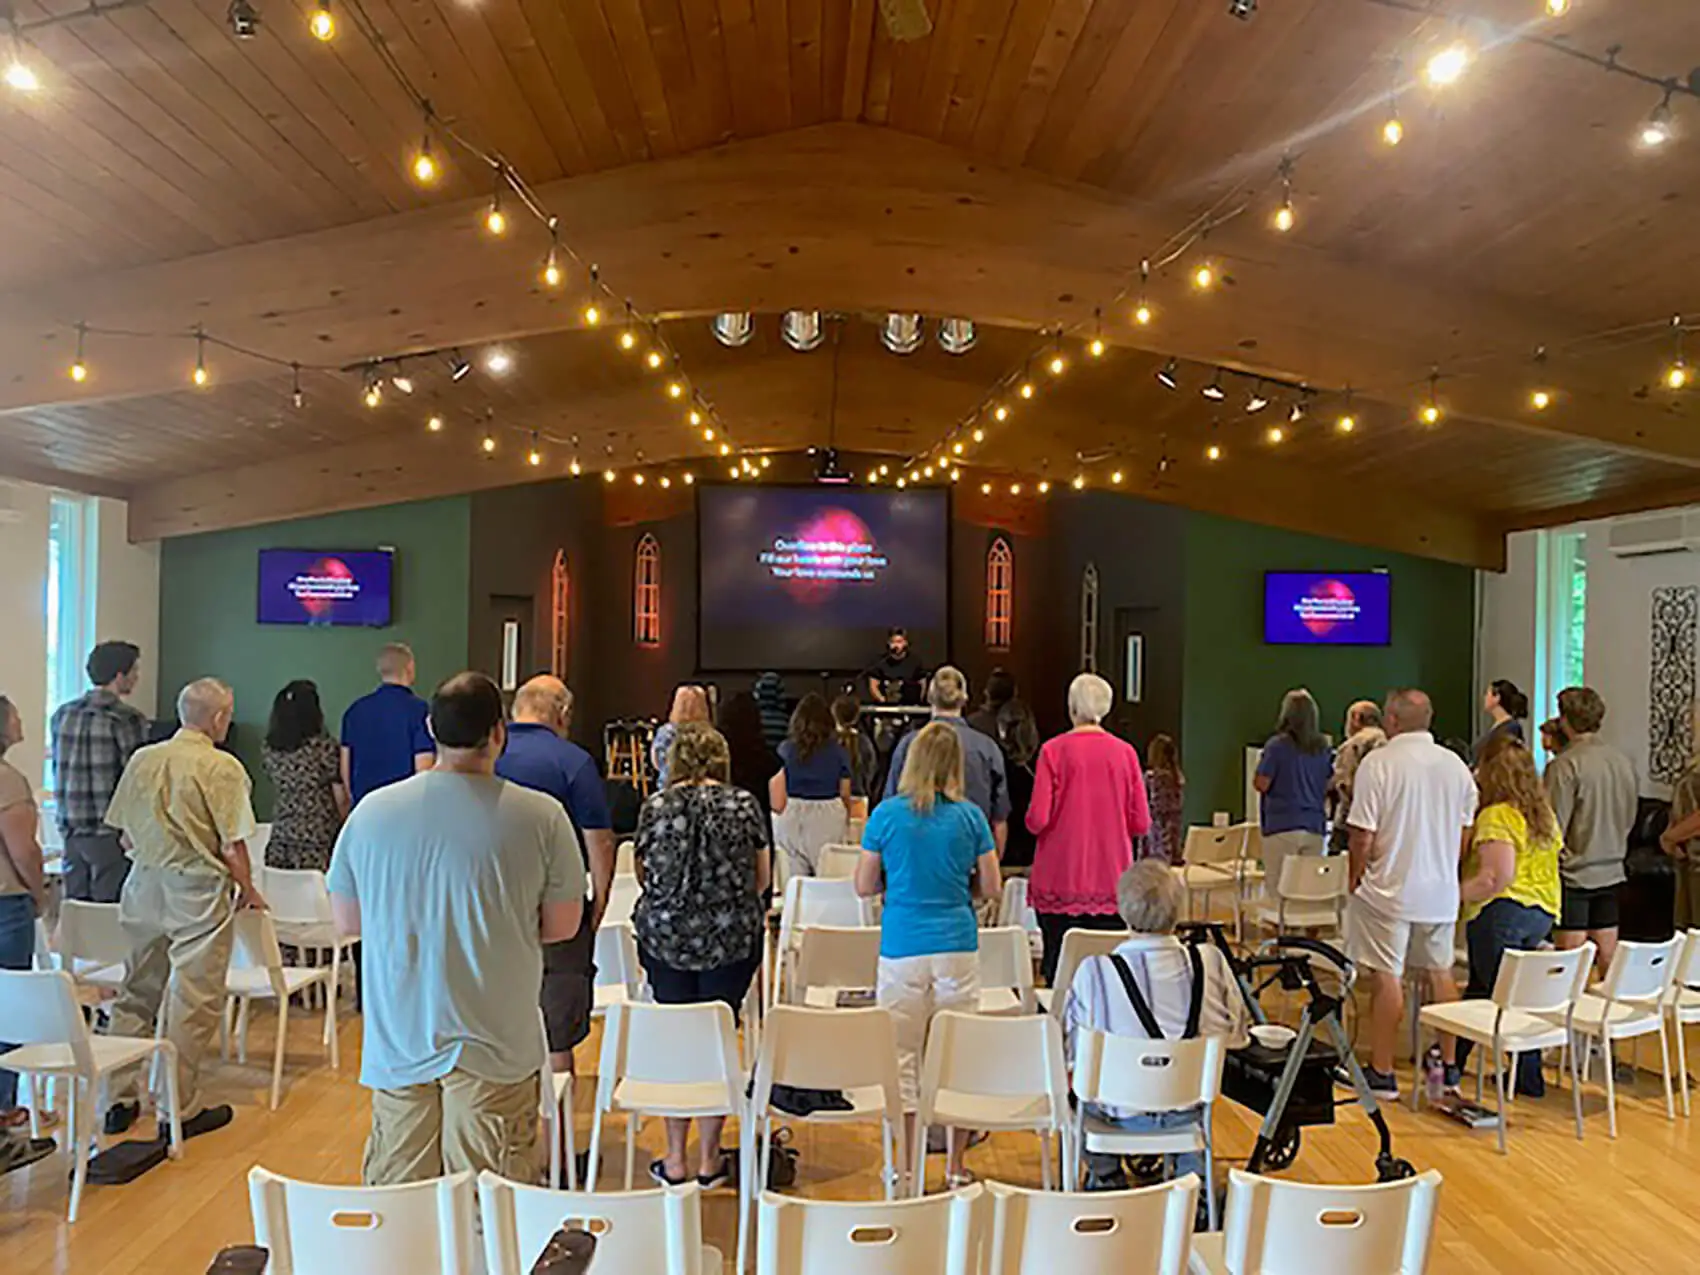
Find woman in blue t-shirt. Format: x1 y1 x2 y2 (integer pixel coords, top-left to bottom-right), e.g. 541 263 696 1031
769 693 853 879
1254 688 1335 900
856 722 1002 1191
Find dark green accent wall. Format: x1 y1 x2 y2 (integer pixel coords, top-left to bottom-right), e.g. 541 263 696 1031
1179 512 1476 825
158 497 472 816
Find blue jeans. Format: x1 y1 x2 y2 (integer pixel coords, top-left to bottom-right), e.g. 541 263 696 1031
1083 1104 1205 1182
0 893 38 1110
1459 898 1554 1096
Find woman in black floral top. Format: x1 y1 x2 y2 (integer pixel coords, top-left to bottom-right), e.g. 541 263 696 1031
260 680 349 872
633 721 771 1189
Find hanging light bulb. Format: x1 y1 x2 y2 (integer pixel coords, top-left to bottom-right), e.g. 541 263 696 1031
1640 98 1675 149
308 0 335 41
542 238 563 289
1544 0 1569 14
484 174 508 235
702 426 715 443
683 472 695 485
1668 360 1691 391
427 414 444 432
483 348 513 376
1271 157 1296 233
646 350 664 371
923 466 935 479
410 132 438 184
291 363 305 409
666 381 685 400
974 427 987 442
1089 335 1106 359
482 434 497 454
4 33 40 93
1266 425 1285 445
897 478 908 489
950 469 962 483
1038 480 1051 494
619 330 637 352
1419 371 1444 424
1072 474 1086 490
688 409 703 428
68 323 88 383
1047 352 1066 376
1192 261 1216 291
1010 483 1022 495
1110 470 1124 485
363 380 382 409
528 443 542 467
191 329 209 387
992 406 1007 423
1382 111 1404 147
568 458 582 475
760 457 771 469
1424 40 1470 88
978 481 991 495
719 442 732 456
633 473 645 486
1529 388 1552 411
1205 443 1222 461
1018 381 1034 399
1134 260 1153 325
583 301 601 326
579 263 600 323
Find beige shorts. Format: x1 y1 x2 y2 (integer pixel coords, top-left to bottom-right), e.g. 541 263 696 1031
1345 896 1454 979
363 1068 541 1186
877 952 981 1109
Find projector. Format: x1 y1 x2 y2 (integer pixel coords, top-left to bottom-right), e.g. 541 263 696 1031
814 448 852 485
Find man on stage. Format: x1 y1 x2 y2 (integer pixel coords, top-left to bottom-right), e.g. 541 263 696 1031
866 627 923 705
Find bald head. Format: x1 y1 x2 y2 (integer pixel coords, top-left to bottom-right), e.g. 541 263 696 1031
513 675 573 734
1384 688 1433 737
1347 699 1383 736
177 677 235 742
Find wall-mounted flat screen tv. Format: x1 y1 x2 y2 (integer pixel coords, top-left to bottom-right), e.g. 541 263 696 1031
1264 570 1391 646
258 549 393 627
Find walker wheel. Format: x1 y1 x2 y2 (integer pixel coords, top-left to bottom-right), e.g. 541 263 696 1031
1263 1125 1301 1170
1376 1154 1417 1182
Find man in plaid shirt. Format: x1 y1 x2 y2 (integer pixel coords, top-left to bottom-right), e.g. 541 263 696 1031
50 640 150 902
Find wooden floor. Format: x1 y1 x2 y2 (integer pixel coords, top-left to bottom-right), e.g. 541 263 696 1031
4 991 1699 1273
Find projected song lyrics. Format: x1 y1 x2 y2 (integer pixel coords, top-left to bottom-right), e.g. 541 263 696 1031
760 537 890 582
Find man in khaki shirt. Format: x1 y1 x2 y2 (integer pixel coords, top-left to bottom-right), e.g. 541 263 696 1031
103 678 263 1140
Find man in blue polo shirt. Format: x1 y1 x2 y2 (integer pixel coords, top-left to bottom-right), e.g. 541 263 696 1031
341 643 435 805
496 675 616 1082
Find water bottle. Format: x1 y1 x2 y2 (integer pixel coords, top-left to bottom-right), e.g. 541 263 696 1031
1423 1045 1445 1102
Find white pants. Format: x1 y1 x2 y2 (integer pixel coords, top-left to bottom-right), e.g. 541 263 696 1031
776 797 849 880
877 952 981 1109
1263 829 1324 900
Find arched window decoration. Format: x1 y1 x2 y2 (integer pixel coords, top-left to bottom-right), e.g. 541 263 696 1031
985 536 1013 652
1080 561 1100 673
550 550 569 677
633 534 660 647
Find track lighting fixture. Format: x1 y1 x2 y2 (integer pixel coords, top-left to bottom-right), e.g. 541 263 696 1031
1201 371 1226 401
1227 0 1256 18
447 350 472 382
1156 359 1179 390
226 0 260 40
938 318 977 355
880 314 924 356
781 311 825 352
712 313 755 348
1245 384 1270 413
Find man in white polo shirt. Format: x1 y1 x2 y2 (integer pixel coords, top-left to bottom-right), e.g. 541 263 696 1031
1346 688 1478 1097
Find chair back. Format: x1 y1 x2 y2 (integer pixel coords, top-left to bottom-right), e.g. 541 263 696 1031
478 1173 707 1275
1182 825 1246 869
1599 934 1683 1004
594 922 644 1000
1276 855 1347 903
595 1001 743 1111
817 844 863 881
1072 1029 1225 1112
248 1166 478 1275
32 916 54 970
978 926 1037 1013
922 1010 1067 1106
1217 1168 1443 1275
615 839 637 876
0 969 96 1074
258 867 336 927
231 909 290 998
1048 929 1132 1023
56 899 127 971
793 926 881 1004
1675 929 1700 995
783 876 871 931
603 874 641 927
249 822 272 862
998 877 1038 931
756 1186 979 1275
1490 944 1594 1014
753 1006 902 1122
985 1177 1197 1275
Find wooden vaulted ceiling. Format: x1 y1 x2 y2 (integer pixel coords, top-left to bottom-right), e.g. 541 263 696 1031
1 0 1698 567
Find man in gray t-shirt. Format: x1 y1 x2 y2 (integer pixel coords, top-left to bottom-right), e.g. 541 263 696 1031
329 672 584 1185
1545 686 1637 975
883 665 1011 854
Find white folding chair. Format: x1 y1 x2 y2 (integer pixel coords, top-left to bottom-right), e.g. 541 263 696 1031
1188 1168 1443 1275
817 843 863 881
1253 856 1346 936
538 1010 579 1190
1038 927 1130 1018
479 1173 719 1275
998 877 1039 931
55 899 128 993
1230 825 1265 940
594 921 646 1017
978 925 1037 1015
602 873 642 928
1072 1029 1226 1227
771 876 873 1007
224 909 337 1108
1417 944 1592 1152
587 1001 752 1270
1539 934 1682 1137
615 839 637 876
1665 928 1700 1117
791 925 881 1007
0 969 184 1222
259 866 356 1012
248 1166 477 1275
987 1176 1198 1275
757 1184 979 1275
248 822 272 864
917 1011 1071 1195
1176 826 1247 922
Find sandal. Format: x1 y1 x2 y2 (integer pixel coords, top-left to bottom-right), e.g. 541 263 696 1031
648 1158 692 1188
697 1150 735 1191
944 1168 977 1190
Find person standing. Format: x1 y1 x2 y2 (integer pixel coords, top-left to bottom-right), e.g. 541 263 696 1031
50 640 149 902
329 673 585 1185
866 627 923 705
0 695 47 1129
1254 689 1334 899
1345 688 1477 1098
496 676 616 1084
650 685 710 791
1545 686 1638 975
1328 700 1387 853
753 673 790 753
102 678 263 1139
965 668 1017 743
883 667 1010 855
260 680 348 872
1140 734 1186 866
831 695 878 801
340 643 434 807
769 693 852 879
856 723 1001 1190
1026 674 1151 985
1473 679 1529 765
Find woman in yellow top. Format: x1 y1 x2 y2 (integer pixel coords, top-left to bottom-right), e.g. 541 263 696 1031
1456 739 1563 1097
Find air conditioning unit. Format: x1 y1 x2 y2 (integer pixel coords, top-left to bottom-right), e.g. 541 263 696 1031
1606 508 1700 557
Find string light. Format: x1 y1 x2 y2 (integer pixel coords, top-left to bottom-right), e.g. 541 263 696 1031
923 466 934 479
720 442 732 456
683 473 695 485
760 456 771 469
1529 346 1554 410
482 434 497 454
1038 480 1051 494
1272 156 1296 233
1192 261 1216 291
527 436 542 466
291 363 305 409
191 328 209 387
583 301 601 326
484 348 513 376
68 323 87 383
729 466 741 480
1018 381 1034 399
633 473 645 485
427 414 444 432
410 131 437 184
1205 444 1223 461
974 427 988 444
1640 97 1674 149
1425 40 1471 89
1047 352 1066 376
646 350 664 371
1134 260 1153 326
1266 425 1285 444
1110 470 1124 485
689 409 703 427
991 406 1007 424
4 29 39 92
1545 0 1569 14
703 426 715 443
1010 483 1022 495
980 482 992 495
897 478 908 489
606 469 618 483
951 469 962 482
1089 336 1105 359
308 0 335 42
666 381 685 399
483 175 508 236
569 459 581 475
1072 474 1086 490
1419 370 1444 424
542 229 563 289
619 330 637 352
952 442 965 456
660 476 671 488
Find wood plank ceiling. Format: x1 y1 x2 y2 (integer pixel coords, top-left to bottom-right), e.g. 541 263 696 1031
1 0 1698 564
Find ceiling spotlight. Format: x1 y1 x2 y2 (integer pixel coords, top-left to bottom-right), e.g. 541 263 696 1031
938 318 977 355
1201 372 1226 401
880 314 924 355
308 0 335 41
712 313 756 348
447 351 472 382
391 372 414 394
1424 41 1470 89
1156 359 1180 390
1640 99 1674 149
484 348 513 376
227 0 260 39
1245 385 1270 413
781 310 825 352
1288 399 1307 423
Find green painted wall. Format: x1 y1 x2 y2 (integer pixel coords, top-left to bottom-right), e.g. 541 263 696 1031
1179 512 1476 826
158 497 472 816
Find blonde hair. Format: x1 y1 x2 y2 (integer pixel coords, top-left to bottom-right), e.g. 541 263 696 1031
1476 741 1558 844
669 685 711 726
898 722 966 814
667 721 730 785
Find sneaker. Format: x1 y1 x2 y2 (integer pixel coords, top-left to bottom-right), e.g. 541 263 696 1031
162 1104 233 1145
103 1102 140 1136
1443 1064 1463 1094
1362 1066 1400 1100
1083 1164 1130 1193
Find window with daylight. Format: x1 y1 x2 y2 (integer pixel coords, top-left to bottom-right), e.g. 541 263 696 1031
45 492 97 783
985 537 1013 652
633 534 660 647
550 550 570 677
1080 562 1100 673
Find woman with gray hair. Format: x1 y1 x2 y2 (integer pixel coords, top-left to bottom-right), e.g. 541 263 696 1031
1026 673 1151 985
1254 689 1334 900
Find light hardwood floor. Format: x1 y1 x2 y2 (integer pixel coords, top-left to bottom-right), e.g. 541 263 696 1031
4 990 1698 1273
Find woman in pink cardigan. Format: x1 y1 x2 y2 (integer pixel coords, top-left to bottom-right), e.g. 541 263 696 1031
1026 673 1152 985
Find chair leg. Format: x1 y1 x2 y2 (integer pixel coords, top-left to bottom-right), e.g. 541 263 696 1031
220 997 233 1060
27 1075 43 1140
1569 1031 1585 1142
563 1077 578 1192
586 1108 604 1190
548 1104 562 1189
237 997 251 1065
912 1119 929 1198
1657 1022 1676 1122
1039 1129 1053 1191
735 1118 753 1275
1493 1051 1509 1156
160 1043 184 1157
270 997 288 1111
67 1077 92 1224
325 975 339 1071
880 1117 896 1200
1203 1113 1218 1230
1603 1036 1618 1139
624 1112 637 1190
1676 1013 1692 1119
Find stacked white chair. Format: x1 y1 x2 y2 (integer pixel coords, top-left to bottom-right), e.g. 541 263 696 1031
986 1176 1199 1275
248 822 272 863
479 1173 720 1275
757 1184 979 1275
1188 1168 1443 1274
916 1010 1072 1194
538 1010 578 1190
770 876 873 1007
615 839 637 876
1665 929 1700 1117
1416 944 1592 1151
55 899 128 994
977 925 1038 1015
593 921 646 1018
259 866 356 1012
248 1166 477 1275
1071 1028 1226 1227
1038 927 1130 1017
223 909 337 1109
0 969 184 1222
790 925 881 1008
602 873 642 928
1253 856 1347 936
816 842 863 881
